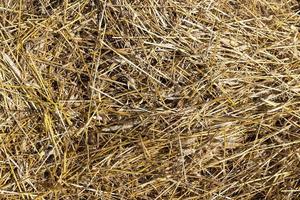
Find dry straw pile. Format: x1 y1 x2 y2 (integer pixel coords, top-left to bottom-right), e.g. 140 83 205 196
1 0 300 199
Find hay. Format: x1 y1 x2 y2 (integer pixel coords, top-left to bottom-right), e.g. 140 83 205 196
1 0 300 199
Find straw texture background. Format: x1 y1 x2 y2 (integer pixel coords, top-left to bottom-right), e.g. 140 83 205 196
1 0 300 199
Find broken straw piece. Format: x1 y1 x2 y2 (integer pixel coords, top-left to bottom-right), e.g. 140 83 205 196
2 52 21 78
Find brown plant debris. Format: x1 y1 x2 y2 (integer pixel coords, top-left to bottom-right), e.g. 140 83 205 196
1 0 300 199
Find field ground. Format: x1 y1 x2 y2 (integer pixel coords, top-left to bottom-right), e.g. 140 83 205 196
1 0 300 199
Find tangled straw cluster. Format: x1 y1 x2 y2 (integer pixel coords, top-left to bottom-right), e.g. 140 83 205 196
1 0 300 199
